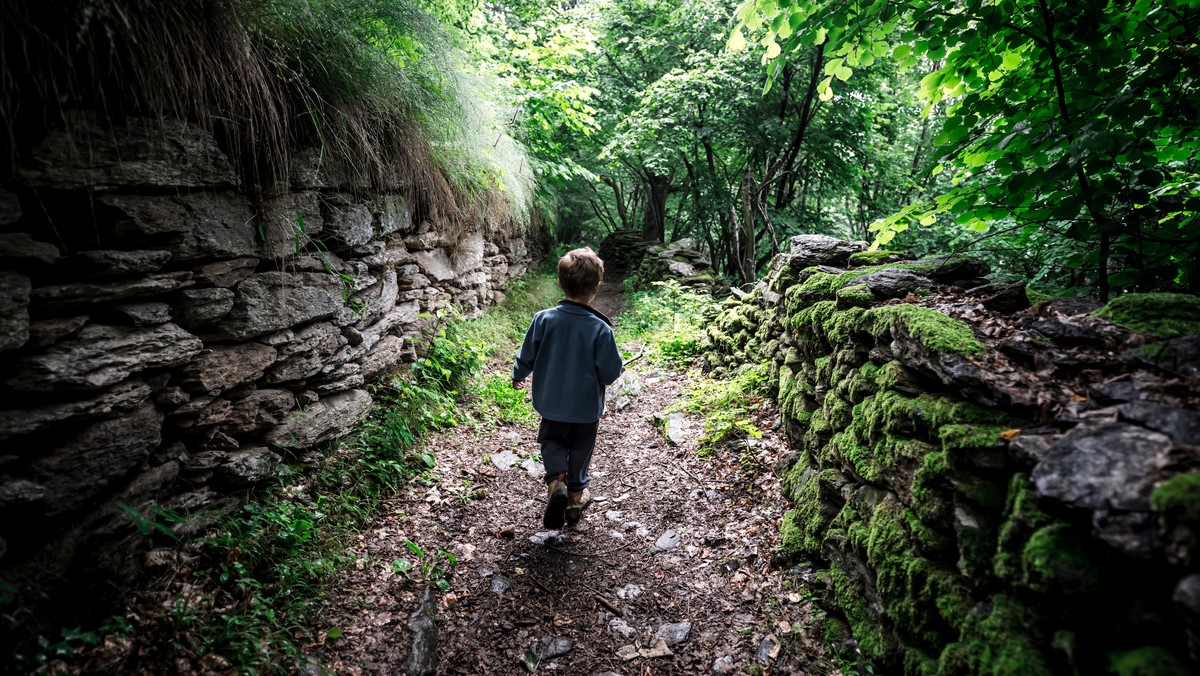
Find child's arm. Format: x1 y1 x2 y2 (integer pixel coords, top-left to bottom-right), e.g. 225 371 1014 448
512 316 539 387
595 328 623 387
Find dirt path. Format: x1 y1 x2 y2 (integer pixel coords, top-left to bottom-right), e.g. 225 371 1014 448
307 286 835 674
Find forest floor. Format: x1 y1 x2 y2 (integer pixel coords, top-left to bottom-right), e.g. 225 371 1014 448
306 285 840 675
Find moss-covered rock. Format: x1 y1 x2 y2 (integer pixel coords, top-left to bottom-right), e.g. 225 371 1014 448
994 474 1052 582
849 249 910 266
1106 646 1192 676
1020 523 1100 594
938 594 1054 676
1094 293 1200 338
1151 471 1200 565
867 304 986 356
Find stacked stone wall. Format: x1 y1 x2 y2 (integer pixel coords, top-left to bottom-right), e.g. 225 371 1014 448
0 114 538 636
703 235 1200 674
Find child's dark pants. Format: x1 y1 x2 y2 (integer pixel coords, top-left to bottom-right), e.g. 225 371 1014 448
537 419 599 492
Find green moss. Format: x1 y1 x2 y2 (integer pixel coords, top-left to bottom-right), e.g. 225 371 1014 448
940 594 1054 676
1151 472 1200 516
856 390 1002 440
867 304 986 355
849 250 909 266
1021 523 1100 594
1094 293 1200 338
836 283 876 308
940 424 1004 450
789 299 838 338
830 429 878 482
779 510 805 559
826 306 867 342
994 474 1052 581
912 451 954 527
1107 647 1192 676
1026 289 1053 304
829 562 892 661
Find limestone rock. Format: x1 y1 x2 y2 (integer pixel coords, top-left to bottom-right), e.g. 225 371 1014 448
0 232 59 265
206 272 343 340
360 334 408 379
264 389 373 449
76 249 172 277
219 389 294 436
215 448 282 487
378 194 412 236
352 269 399 328
19 113 236 188
266 322 341 384
1119 401 1200 446
654 622 692 646
192 258 258 287
787 235 867 268
99 192 268 260
114 302 172 326
1032 422 1174 514
856 268 933 299
324 201 374 246
415 250 455 282
453 231 485 275
32 271 193 310
32 402 163 518
0 271 31 352
312 363 364 394
0 478 47 510
0 378 154 439
8 323 203 392
181 343 278 393
910 256 991 282
175 287 236 328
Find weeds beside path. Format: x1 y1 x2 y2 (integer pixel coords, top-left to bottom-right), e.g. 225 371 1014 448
307 282 838 674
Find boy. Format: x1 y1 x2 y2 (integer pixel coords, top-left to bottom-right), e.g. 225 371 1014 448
512 248 623 529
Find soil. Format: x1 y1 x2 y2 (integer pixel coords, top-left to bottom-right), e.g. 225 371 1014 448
306 283 837 675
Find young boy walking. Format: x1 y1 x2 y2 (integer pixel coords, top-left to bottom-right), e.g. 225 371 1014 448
512 248 623 529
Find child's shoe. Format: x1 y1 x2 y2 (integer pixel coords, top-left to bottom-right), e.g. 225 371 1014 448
565 488 592 526
543 475 569 529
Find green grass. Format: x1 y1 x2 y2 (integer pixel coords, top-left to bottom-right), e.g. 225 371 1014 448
671 362 771 456
457 273 562 354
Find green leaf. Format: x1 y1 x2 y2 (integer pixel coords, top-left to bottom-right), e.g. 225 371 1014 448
726 27 747 52
326 627 343 639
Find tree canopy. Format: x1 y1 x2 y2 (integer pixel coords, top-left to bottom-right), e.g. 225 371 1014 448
438 0 1198 296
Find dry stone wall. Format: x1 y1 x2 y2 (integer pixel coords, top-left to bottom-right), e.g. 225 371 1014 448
703 235 1200 675
0 114 536 634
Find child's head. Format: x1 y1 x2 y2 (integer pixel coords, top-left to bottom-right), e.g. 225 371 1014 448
557 247 605 298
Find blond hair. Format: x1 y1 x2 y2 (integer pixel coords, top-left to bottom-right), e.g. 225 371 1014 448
557 247 605 297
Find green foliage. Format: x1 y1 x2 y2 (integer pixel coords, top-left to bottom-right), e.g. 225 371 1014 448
1094 293 1200 339
672 362 771 454
391 540 459 591
736 0 1200 296
469 373 537 426
619 280 714 365
457 273 562 351
1107 647 1193 676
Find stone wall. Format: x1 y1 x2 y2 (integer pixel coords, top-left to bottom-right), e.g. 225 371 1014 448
703 235 1200 674
0 114 537 638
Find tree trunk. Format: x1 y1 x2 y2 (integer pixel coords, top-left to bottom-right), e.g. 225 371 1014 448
641 174 669 243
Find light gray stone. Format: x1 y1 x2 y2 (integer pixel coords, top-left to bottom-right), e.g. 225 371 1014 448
856 268 933 299
352 269 399 328
453 232 486 275
360 335 408 379
490 576 512 595
32 402 163 518
219 389 294 436
312 364 365 395
0 232 59 264
19 113 236 188
215 448 282 487
491 451 521 471
535 637 573 660
653 622 692 646
175 287 235 327
206 272 343 340
76 249 172 277
415 250 455 281
378 194 412 235
32 271 193 310
325 202 373 247
266 322 341 384
787 234 867 267
652 530 681 552
7 323 203 392
114 302 172 326
360 239 416 269
0 271 31 352
0 378 154 439
181 343 278 393
609 619 636 639
264 389 373 449
192 258 258 287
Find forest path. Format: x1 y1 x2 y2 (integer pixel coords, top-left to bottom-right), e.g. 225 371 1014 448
307 283 835 674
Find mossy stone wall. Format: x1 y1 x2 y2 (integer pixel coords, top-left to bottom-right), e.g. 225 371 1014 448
702 236 1200 674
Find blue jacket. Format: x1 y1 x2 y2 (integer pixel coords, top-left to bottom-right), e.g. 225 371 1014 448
512 301 623 423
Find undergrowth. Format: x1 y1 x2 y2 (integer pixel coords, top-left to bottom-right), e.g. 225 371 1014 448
618 280 713 365
672 363 771 456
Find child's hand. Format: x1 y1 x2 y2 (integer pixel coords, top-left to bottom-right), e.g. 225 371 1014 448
512 379 525 390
